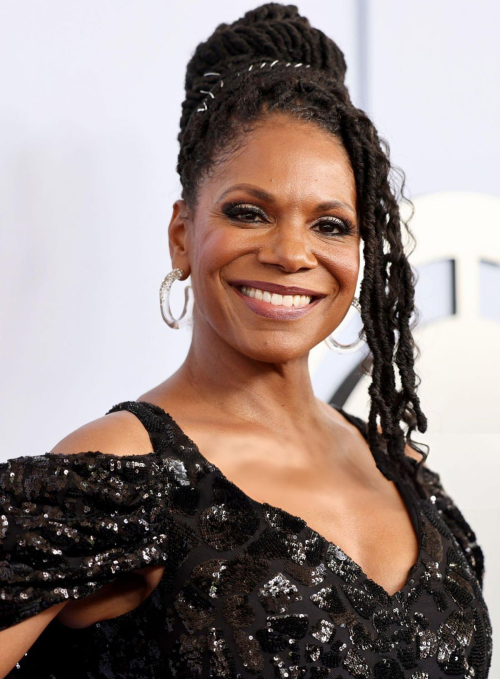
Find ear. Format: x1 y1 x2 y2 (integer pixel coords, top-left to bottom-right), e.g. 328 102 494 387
168 199 192 278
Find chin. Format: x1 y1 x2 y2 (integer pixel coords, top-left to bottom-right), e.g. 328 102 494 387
233 337 315 364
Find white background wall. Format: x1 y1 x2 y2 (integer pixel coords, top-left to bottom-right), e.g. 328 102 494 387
0 0 358 450
1 0 498 670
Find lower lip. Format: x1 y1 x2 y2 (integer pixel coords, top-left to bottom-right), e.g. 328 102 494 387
230 285 323 319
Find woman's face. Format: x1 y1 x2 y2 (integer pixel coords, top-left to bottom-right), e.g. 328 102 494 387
170 112 361 363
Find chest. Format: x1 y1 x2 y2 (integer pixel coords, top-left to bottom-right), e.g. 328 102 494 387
188 427 421 598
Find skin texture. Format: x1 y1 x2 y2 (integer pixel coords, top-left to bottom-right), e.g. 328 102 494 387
0 116 420 674
178 113 361 368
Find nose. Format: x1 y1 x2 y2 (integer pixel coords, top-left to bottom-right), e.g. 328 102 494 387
256 223 317 272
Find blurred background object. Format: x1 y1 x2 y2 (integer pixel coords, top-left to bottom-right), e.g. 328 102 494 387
1 1 498 668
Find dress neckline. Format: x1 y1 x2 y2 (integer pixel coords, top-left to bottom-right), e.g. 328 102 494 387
129 399 424 600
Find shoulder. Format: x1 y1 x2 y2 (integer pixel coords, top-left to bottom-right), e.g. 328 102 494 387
49 409 153 457
402 439 423 464
374 420 423 464
318 399 424 465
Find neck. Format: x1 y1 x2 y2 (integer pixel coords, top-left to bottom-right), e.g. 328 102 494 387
162 319 323 433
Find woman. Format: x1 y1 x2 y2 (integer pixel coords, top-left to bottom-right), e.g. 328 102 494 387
0 3 492 677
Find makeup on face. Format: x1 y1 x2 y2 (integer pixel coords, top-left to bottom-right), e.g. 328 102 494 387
229 281 325 320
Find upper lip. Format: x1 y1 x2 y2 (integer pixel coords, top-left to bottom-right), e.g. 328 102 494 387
228 279 328 298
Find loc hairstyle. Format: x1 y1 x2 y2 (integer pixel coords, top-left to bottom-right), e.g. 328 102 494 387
176 2 429 484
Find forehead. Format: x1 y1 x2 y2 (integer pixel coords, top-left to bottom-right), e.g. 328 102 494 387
202 114 357 211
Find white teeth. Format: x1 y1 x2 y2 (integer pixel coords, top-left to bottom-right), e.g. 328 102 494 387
239 285 312 306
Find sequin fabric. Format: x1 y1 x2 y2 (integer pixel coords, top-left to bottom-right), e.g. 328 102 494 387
0 400 492 678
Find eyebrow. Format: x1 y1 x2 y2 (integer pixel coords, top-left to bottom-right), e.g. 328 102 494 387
216 183 356 215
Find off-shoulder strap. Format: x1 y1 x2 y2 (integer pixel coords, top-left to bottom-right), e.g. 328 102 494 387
0 405 200 632
105 400 174 456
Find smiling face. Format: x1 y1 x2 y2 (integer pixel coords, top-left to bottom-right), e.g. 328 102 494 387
169 112 361 363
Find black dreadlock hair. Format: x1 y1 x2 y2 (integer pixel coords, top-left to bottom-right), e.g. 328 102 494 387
176 2 429 483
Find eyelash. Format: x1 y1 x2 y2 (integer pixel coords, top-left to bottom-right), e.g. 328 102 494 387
222 202 356 237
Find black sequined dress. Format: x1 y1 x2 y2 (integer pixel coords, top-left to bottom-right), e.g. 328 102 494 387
0 400 492 678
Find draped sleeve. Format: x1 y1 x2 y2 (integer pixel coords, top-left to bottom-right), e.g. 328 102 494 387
0 448 200 631
414 462 486 590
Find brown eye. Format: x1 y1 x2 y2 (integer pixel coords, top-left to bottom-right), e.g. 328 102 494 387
313 217 355 237
222 203 267 223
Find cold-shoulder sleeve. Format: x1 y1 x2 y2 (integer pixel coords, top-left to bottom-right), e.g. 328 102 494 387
414 462 486 590
0 448 200 631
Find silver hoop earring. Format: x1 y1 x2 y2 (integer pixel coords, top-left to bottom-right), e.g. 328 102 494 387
159 268 194 329
324 297 366 354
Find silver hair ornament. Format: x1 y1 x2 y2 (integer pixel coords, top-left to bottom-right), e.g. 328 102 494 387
196 60 311 113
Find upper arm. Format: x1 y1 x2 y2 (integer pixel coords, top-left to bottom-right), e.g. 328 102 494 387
50 410 153 457
0 409 159 671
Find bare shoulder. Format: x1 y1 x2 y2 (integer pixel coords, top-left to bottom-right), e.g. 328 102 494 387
316 398 354 432
317 398 424 465
374 415 423 464
49 410 153 457
376 420 424 465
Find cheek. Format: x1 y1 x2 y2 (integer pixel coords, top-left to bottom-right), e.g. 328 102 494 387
324 246 360 293
342 254 360 285
189 225 244 302
192 226 240 273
